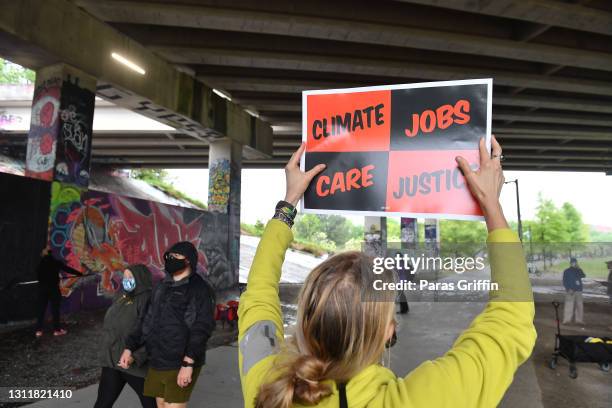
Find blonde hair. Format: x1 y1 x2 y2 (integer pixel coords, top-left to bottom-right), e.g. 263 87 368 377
256 251 396 408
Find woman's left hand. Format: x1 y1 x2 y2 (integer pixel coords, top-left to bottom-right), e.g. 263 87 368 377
284 143 326 206
177 367 193 388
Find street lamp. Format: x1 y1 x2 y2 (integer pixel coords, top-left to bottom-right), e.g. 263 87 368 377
504 179 523 242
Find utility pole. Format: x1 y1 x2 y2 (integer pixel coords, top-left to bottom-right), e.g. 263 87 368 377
504 179 523 242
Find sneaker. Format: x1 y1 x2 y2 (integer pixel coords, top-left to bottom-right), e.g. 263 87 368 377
53 328 68 336
35 330 43 338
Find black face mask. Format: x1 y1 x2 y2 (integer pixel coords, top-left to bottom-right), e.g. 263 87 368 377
165 257 188 274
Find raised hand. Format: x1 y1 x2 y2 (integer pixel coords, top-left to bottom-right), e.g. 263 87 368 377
284 143 326 206
456 135 508 231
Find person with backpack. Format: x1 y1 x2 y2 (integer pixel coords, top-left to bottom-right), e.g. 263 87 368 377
120 242 215 408
94 264 156 408
238 137 536 408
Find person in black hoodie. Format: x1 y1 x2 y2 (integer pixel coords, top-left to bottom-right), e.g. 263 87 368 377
94 264 156 408
120 242 215 407
35 248 83 338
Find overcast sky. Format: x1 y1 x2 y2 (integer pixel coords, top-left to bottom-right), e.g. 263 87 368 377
168 169 612 229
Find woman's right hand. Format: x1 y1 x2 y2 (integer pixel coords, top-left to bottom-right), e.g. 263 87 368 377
455 135 508 232
284 143 326 207
118 349 132 369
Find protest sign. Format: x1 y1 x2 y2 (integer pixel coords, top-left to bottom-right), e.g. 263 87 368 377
301 79 492 220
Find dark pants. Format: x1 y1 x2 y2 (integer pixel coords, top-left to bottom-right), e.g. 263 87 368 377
94 367 156 408
35 287 61 330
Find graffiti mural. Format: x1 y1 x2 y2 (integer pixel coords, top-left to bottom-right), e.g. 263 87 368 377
208 158 230 213
48 182 237 299
25 77 62 181
55 78 95 187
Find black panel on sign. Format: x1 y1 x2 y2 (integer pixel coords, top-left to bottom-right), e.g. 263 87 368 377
304 151 389 212
390 84 487 151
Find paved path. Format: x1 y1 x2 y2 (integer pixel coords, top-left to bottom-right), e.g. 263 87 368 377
26 241 543 407
26 301 542 408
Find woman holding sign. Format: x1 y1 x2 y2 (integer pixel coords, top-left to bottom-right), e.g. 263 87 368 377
238 136 535 408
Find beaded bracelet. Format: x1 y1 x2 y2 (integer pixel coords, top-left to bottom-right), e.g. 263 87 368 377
273 200 297 228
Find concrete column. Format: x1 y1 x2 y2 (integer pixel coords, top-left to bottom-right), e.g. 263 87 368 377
208 139 242 288
400 217 419 249
424 218 440 256
25 64 96 187
364 216 387 257
424 219 440 243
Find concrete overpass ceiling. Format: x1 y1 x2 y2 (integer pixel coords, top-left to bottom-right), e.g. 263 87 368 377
17 1 607 171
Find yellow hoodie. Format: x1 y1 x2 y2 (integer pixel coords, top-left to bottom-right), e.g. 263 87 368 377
238 219 536 408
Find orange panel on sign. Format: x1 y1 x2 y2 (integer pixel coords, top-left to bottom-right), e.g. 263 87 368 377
306 91 391 152
385 150 483 216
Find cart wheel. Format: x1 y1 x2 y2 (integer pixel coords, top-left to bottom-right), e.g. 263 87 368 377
548 358 557 370
599 363 610 372
569 366 578 379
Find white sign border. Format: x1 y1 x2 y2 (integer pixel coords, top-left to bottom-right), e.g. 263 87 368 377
299 78 493 221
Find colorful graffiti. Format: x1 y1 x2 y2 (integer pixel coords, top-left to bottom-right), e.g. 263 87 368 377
25 77 62 181
208 158 230 213
55 78 94 187
47 182 241 297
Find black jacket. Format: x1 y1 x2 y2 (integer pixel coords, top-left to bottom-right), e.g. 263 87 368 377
36 254 82 291
100 264 152 378
125 272 215 370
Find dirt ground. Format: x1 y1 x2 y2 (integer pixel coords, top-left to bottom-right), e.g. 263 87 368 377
532 300 612 408
0 309 237 408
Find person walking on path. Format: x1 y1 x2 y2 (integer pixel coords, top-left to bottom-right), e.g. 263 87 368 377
238 137 536 408
35 247 83 337
94 264 156 408
120 242 216 408
562 257 586 325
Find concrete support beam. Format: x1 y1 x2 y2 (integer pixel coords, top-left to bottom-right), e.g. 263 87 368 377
25 64 96 187
0 0 272 153
207 139 242 287
394 0 612 37
165 48 612 97
400 218 419 249
79 1 612 72
364 216 387 257
205 78 612 115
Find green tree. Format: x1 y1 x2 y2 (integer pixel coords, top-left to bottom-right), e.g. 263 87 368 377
131 168 206 209
0 59 35 84
294 214 353 247
532 194 570 243
294 214 322 242
386 219 401 241
319 215 353 246
440 220 487 243
132 168 169 183
561 202 588 243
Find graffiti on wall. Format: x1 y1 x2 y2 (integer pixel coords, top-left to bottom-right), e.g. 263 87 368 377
25 77 62 181
55 79 95 187
208 158 230 213
49 182 236 298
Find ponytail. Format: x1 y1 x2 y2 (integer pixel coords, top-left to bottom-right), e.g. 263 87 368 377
256 340 332 408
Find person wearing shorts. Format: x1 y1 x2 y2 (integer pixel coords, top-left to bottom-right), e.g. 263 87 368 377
120 241 215 407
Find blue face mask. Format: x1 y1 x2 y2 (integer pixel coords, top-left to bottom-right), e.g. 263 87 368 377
122 277 136 292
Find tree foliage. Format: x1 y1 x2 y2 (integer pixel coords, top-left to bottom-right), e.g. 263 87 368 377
440 220 488 243
0 59 35 84
131 169 207 209
528 193 589 243
294 214 354 247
